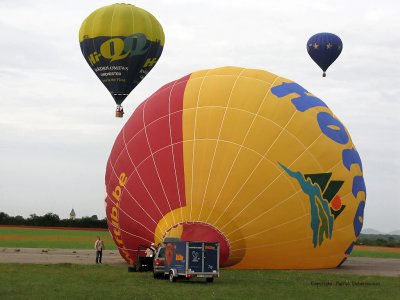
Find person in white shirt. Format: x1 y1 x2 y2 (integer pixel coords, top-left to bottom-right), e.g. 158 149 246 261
95 236 105 264
145 243 156 257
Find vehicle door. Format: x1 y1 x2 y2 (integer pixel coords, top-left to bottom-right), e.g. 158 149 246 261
204 243 218 272
188 242 204 272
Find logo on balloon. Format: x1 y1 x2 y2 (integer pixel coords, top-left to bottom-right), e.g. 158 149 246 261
279 163 345 248
87 33 151 66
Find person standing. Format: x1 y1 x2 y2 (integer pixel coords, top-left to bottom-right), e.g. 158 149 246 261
145 243 156 257
95 236 105 264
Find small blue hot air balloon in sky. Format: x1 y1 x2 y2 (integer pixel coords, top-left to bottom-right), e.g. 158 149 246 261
307 32 343 77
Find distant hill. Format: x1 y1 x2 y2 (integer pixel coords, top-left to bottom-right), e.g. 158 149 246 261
361 228 382 235
361 228 400 235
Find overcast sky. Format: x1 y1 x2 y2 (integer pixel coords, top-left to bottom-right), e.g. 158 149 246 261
0 0 399 233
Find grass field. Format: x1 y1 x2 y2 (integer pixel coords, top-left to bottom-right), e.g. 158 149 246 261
0 226 117 250
0 226 398 299
351 247 400 259
0 264 397 300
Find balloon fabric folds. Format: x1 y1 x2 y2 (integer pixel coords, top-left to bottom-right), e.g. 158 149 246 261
79 3 164 117
307 32 342 77
105 66 366 269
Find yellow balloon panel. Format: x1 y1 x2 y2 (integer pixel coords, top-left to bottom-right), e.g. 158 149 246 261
219 109 256 146
192 107 226 140
242 116 288 155
79 4 165 44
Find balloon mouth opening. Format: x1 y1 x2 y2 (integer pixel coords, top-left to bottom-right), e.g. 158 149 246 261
322 72 326 77
162 221 231 266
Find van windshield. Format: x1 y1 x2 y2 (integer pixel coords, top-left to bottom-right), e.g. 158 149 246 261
157 247 165 258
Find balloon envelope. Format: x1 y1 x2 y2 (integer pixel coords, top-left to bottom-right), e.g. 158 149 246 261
105 66 366 269
79 3 164 105
307 32 342 76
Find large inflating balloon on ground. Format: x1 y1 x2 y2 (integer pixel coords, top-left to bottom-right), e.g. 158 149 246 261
307 32 342 77
79 3 164 117
105 66 366 269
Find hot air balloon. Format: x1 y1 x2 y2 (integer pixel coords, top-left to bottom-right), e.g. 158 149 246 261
105 66 366 269
307 32 342 77
79 3 165 117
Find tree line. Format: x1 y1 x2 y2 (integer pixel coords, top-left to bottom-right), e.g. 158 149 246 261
355 234 400 247
0 212 107 228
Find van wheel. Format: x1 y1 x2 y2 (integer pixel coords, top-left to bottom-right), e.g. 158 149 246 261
169 271 176 282
206 277 214 283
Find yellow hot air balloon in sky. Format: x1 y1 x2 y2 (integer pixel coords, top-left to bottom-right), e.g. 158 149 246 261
105 66 366 269
79 3 165 117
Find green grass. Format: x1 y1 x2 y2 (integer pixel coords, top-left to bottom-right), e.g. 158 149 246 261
0 264 397 300
0 227 117 250
0 227 398 299
350 249 400 259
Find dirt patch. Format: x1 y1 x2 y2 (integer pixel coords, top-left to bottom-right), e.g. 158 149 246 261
309 257 400 278
0 248 126 266
0 247 399 277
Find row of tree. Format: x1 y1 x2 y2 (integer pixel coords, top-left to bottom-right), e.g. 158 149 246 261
0 212 107 228
355 234 400 247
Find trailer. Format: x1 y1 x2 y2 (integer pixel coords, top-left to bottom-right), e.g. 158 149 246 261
153 241 219 282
